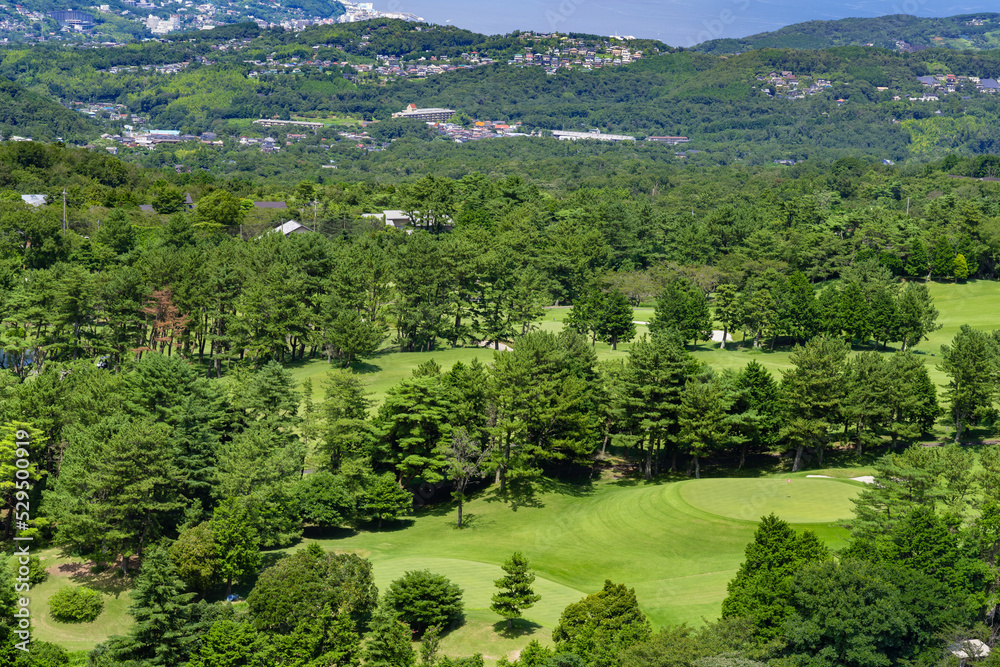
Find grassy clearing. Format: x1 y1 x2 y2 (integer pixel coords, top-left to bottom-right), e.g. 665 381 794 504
290 114 364 126
312 472 859 640
288 346 498 407
30 549 135 653
678 477 862 523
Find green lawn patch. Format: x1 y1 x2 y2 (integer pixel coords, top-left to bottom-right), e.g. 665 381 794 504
677 477 860 524
30 549 135 653
312 472 857 633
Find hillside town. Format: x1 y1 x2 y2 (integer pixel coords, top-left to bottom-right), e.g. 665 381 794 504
0 0 424 42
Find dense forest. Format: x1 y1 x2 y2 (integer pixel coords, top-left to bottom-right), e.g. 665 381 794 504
3 142 1000 666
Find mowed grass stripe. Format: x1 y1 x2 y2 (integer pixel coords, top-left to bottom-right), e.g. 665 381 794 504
320 475 860 628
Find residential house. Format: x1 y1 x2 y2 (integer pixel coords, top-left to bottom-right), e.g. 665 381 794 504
20 194 47 207
272 220 313 235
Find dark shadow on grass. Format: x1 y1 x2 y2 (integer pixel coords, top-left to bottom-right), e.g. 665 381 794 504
482 476 596 511
356 518 416 533
448 513 486 530
67 566 134 598
302 525 359 541
493 618 544 639
348 360 382 375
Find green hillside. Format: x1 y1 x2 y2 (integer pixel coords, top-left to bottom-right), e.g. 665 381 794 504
0 77 97 142
696 12 1000 54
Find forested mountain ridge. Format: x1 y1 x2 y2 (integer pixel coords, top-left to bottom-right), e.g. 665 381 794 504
13 22 1000 173
696 12 1000 54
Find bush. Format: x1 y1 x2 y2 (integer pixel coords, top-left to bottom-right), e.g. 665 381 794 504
7 554 48 586
383 570 464 636
48 586 104 623
14 640 69 666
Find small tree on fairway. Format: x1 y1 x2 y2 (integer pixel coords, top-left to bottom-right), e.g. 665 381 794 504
212 497 261 598
384 570 464 636
491 552 541 630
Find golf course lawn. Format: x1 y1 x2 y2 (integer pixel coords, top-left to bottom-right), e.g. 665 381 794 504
305 472 860 661
31 470 864 660
35 281 998 660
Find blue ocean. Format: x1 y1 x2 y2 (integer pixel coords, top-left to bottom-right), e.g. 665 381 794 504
372 0 999 46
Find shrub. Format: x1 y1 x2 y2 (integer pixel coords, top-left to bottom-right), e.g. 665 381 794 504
48 586 104 623
7 554 48 586
383 570 464 636
14 640 69 666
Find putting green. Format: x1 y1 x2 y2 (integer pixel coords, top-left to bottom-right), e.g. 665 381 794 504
678 477 861 524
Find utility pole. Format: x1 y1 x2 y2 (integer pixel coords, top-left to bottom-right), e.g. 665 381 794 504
62 189 67 231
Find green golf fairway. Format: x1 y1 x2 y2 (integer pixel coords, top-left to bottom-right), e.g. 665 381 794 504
678 478 861 524
371 557 585 629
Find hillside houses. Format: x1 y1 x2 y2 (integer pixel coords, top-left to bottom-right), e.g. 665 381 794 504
916 73 1000 93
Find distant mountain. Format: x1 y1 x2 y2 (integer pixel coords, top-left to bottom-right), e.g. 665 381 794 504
694 13 1000 54
0 78 96 142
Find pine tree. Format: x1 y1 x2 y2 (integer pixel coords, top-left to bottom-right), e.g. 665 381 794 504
780 337 849 471
109 545 200 666
361 473 413 528
931 235 954 279
595 288 636 350
491 552 541 630
905 238 929 279
734 362 781 467
552 580 651 667
363 604 416 667
720 514 829 642
649 278 711 347
894 282 941 351
839 281 871 345
714 283 740 349
212 497 262 598
778 271 817 344
939 324 1000 442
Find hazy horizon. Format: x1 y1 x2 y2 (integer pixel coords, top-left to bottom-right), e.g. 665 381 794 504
371 1 1000 47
